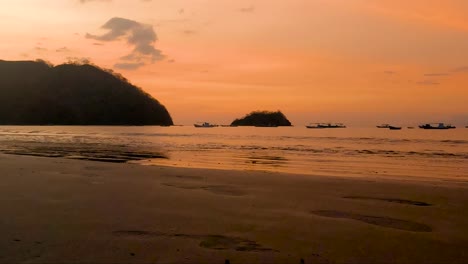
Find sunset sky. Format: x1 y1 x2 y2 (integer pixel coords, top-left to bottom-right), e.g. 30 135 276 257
1 0 467 125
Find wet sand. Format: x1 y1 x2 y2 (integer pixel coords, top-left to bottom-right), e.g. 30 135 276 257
1 153 467 263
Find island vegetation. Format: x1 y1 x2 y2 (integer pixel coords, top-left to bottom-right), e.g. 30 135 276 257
230 110 292 127
0 60 173 125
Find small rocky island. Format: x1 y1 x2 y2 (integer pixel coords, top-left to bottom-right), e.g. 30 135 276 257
231 110 292 127
0 60 173 125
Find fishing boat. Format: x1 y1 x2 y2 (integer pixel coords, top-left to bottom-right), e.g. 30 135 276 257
376 124 390 128
388 126 402 130
321 123 346 128
306 123 322 129
419 123 456 129
194 122 217 128
306 123 346 129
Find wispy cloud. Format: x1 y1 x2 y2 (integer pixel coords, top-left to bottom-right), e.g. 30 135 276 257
35 47 48 52
239 6 255 13
423 73 449 77
78 0 151 4
114 62 145 70
416 80 440 86
79 0 149 3
451 66 468 73
86 17 164 70
79 0 111 3
384 70 396 75
56 47 71 53
182 30 196 35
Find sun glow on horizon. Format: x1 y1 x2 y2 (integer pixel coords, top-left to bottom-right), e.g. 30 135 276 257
0 0 467 125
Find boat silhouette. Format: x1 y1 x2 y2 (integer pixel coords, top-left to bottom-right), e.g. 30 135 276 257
194 122 217 128
306 123 346 129
419 123 455 130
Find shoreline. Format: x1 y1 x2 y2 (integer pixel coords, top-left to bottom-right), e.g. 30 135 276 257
1 125 466 184
3 150 468 185
1 153 468 263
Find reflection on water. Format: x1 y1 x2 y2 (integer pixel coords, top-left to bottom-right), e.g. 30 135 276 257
243 155 288 167
1 141 167 163
0 126 467 180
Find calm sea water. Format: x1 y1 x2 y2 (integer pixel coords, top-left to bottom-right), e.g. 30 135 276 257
0 126 467 180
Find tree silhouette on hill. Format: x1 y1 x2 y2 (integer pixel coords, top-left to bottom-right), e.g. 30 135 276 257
0 60 173 125
231 110 292 127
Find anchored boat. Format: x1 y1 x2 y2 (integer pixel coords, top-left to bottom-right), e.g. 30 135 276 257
194 122 217 128
419 123 456 129
376 124 390 128
306 123 346 129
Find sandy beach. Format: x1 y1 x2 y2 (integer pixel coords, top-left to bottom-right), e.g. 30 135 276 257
1 153 467 264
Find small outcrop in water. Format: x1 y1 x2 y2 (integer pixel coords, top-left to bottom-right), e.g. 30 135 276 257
0 59 173 125
230 111 292 127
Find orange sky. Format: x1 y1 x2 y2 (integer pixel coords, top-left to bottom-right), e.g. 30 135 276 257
0 0 467 125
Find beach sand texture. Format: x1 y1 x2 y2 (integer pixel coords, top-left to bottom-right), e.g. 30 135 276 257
1 153 467 263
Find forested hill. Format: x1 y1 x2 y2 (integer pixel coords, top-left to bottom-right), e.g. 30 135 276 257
0 60 173 125
231 111 292 127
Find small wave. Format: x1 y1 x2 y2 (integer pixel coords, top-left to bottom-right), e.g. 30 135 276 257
119 132 194 138
440 140 468 144
173 143 468 159
0 142 168 164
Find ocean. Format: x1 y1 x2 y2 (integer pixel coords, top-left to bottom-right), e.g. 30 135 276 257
0 126 466 181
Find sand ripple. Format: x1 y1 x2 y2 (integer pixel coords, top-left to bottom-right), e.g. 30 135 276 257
343 196 432 206
311 210 432 232
113 230 276 252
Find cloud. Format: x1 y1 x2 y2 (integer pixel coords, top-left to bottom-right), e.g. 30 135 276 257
79 0 149 3
451 66 468 73
35 47 48 52
416 80 440 85
56 47 71 52
423 73 449 77
182 30 196 35
239 6 255 13
114 62 145 70
384 70 396 74
79 0 111 3
86 17 164 70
